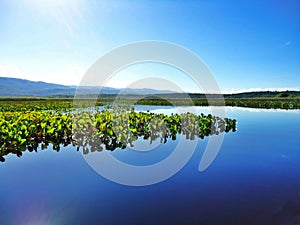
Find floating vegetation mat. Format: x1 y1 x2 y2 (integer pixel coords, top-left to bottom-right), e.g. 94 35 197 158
0 101 237 162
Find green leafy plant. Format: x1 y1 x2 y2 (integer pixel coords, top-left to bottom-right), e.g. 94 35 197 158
0 101 237 162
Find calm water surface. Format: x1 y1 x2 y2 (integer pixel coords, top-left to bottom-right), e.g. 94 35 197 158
1 106 300 225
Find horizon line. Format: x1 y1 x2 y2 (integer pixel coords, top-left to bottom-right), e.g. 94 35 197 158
0 76 299 95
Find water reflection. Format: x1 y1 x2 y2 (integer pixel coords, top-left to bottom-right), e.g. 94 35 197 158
270 201 300 225
1 106 299 225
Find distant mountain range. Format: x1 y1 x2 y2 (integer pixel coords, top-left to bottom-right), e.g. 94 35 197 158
1 77 299 98
0 77 175 96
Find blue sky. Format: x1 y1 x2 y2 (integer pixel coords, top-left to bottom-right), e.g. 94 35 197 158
0 0 299 93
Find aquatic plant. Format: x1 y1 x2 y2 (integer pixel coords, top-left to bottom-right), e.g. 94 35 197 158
1 97 299 111
0 103 237 162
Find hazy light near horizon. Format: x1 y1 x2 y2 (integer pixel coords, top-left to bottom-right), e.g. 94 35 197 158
222 87 300 94
0 63 86 86
1 63 299 93
0 64 24 79
103 62 203 93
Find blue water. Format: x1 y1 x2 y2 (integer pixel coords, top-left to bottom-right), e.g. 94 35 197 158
1 107 300 225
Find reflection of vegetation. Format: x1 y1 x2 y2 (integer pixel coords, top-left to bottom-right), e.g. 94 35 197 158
73 109 237 154
0 102 236 162
0 111 73 162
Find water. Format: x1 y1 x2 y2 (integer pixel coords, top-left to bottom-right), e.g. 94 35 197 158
1 106 300 225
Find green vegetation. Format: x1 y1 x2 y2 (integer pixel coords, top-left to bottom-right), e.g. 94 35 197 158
73 109 236 153
224 98 300 109
0 99 74 112
1 91 299 162
135 97 300 109
1 89 300 109
0 100 236 162
224 90 300 98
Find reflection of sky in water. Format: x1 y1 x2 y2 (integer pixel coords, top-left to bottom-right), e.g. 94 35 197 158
0 107 300 225
135 105 300 115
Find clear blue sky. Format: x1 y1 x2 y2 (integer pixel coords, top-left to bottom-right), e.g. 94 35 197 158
0 0 299 93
